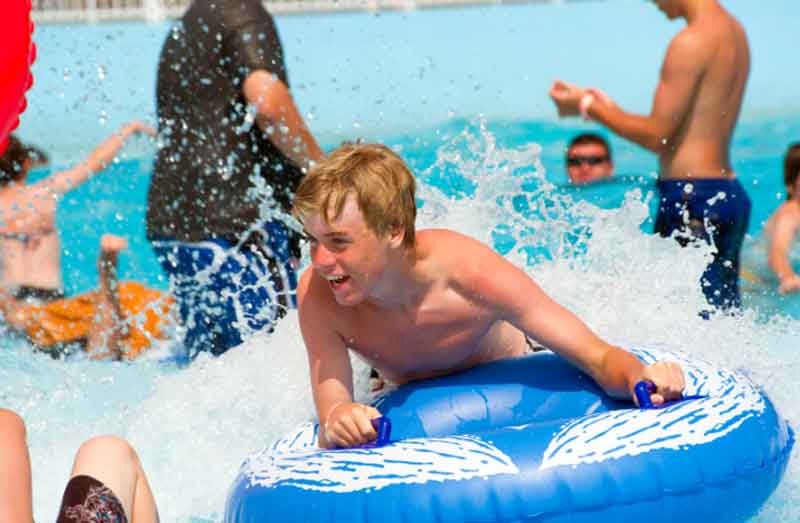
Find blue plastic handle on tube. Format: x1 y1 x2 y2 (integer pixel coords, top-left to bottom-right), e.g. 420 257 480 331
635 380 705 410
346 416 392 449
372 416 392 446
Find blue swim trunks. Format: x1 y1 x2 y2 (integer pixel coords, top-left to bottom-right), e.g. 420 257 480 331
654 178 751 310
152 220 298 358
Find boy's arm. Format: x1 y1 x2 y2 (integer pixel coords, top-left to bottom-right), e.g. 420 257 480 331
768 209 800 294
33 121 155 198
297 270 379 448
459 241 684 404
550 32 705 153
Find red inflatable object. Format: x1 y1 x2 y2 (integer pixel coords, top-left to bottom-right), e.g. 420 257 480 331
0 0 36 154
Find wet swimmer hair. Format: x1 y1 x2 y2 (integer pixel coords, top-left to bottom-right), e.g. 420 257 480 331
0 135 31 186
567 133 612 162
293 142 417 248
784 142 800 199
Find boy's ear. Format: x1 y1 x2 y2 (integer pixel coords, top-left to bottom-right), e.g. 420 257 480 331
388 225 405 248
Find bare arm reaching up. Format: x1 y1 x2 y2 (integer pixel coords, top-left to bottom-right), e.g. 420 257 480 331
33 121 155 198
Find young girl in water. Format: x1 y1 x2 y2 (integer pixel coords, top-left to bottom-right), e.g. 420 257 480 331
764 143 800 294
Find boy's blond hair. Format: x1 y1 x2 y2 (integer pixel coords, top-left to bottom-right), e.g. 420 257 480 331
293 143 416 248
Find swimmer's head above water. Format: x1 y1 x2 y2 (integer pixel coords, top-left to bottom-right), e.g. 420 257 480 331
565 133 614 185
0 135 48 187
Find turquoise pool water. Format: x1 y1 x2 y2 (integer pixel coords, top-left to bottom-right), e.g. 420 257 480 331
6 1 800 522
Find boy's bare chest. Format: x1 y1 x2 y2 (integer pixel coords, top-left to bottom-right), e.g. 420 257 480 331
339 302 496 377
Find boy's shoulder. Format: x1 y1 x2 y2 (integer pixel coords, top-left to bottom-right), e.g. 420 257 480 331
417 228 489 252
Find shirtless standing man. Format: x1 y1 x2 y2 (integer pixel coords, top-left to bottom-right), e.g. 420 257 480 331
550 0 751 310
294 143 685 449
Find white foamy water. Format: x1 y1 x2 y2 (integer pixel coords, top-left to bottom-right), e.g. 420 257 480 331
4 124 799 522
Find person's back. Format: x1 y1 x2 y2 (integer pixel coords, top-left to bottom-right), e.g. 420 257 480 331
0 135 66 293
661 2 749 180
149 0 302 243
0 125 153 299
0 181 62 291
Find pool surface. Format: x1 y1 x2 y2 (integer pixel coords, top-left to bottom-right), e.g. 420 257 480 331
5 1 800 522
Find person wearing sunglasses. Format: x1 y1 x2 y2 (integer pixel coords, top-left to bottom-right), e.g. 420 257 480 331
565 133 614 185
549 0 752 312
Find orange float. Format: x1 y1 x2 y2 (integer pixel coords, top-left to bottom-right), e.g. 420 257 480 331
0 0 36 154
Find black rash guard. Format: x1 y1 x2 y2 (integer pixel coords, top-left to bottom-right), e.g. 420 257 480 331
147 0 303 244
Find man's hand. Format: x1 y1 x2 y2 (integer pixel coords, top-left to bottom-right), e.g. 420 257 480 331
548 80 587 117
778 274 800 295
635 361 685 406
324 402 382 449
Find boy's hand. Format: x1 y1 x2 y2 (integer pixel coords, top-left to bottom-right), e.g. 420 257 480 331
635 361 685 406
324 402 382 449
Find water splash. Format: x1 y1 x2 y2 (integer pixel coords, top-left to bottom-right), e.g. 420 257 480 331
7 122 800 522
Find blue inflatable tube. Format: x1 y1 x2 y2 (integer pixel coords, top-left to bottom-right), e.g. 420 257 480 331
225 348 793 523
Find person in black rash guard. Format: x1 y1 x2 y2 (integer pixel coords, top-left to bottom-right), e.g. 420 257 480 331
147 0 323 358
0 409 159 523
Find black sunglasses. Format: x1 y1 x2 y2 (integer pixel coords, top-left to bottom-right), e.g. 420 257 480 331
566 155 609 167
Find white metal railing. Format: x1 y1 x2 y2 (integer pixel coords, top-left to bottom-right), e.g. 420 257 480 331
31 0 548 23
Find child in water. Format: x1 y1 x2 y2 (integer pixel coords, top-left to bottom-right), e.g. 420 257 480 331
764 143 800 294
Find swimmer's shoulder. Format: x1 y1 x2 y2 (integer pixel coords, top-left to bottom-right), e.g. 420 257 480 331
773 201 800 222
296 266 343 321
666 24 713 69
416 229 510 287
416 229 492 254
297 267 326 308
778 201 800 229
417 229 502 260
765 202 800 238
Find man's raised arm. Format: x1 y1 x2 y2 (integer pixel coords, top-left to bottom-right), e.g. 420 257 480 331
550 31 705 153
